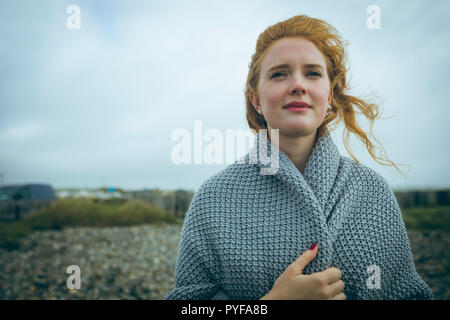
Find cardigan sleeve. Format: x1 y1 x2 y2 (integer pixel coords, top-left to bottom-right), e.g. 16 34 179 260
164 185 230 300
210 290 231 300
382 184 433 300
362 170 433 300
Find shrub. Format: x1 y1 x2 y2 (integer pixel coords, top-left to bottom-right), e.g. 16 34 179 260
402 206 450 231
0 198 180 250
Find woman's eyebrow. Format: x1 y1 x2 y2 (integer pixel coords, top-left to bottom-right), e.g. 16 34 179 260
267 63 325 73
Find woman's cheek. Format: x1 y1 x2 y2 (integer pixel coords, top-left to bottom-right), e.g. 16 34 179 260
265 90 282 110
316 106 327 124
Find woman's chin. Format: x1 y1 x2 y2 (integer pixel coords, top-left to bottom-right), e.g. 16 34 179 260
276 121 316 137
267 118 319 136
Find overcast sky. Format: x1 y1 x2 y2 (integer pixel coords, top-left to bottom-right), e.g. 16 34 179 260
1 0 449 192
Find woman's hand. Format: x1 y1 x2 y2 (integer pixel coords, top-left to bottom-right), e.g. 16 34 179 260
260 243 346 300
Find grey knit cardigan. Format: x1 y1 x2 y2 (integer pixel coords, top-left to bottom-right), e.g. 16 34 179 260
165 131 433 300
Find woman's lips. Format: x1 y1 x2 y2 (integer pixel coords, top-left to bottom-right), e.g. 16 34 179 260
284 106 310 111
283 101 311 111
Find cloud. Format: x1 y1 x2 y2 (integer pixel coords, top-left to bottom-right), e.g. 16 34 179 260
0 123 48 141
0 0 449 190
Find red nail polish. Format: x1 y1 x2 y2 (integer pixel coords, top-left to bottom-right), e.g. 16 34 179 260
309 242 317 250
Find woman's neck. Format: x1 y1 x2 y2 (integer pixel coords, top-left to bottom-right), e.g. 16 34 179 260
268 129 317 174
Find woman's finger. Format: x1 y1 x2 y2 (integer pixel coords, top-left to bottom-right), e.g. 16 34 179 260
327 279 345 298
328 291 346 300
319 267 342 284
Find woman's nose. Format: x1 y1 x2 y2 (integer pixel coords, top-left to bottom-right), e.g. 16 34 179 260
289 76 307 95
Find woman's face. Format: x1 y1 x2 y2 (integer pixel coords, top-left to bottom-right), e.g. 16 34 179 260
250 37 332 139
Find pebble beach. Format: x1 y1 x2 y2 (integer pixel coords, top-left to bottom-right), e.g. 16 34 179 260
0 224 448 300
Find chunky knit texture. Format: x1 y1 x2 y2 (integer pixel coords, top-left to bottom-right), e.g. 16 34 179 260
165 131 433 300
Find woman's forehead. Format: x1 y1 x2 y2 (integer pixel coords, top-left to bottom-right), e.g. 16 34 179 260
261 38 326 72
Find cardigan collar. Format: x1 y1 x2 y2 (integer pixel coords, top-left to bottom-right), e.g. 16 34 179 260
249 129 341 214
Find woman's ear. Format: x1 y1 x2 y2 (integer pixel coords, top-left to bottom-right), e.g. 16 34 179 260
249 88 261 112
328 88 333 105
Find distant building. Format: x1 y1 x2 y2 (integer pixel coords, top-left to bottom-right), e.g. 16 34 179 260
0 183 56 221
55 188 124 199
0 183 56 201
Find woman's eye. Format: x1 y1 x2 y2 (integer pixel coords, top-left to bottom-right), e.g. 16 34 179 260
308 71 321 77
271 72 285 78
271 71 321 79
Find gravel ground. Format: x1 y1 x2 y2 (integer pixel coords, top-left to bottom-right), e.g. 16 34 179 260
0 224 448 300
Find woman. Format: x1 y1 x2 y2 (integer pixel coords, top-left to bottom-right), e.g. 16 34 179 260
165 15 433 300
